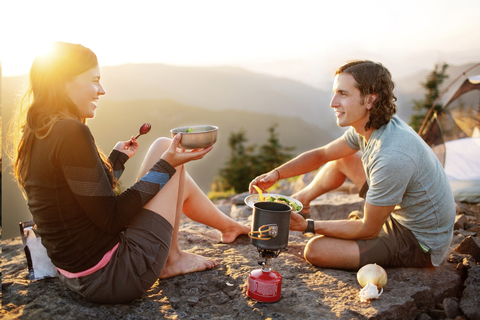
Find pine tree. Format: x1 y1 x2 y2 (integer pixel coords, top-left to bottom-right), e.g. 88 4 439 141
409 63 449 133
217 124 295 193
256 124 295 174
218 129 256 193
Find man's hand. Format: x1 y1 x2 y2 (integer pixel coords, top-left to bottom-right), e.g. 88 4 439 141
289 211 308 232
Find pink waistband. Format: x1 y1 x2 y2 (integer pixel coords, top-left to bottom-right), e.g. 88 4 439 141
58 242 119 279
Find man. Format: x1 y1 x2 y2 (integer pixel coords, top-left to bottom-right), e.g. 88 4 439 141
249 60 455 270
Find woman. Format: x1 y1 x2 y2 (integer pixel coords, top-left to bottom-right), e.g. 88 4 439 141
9 41 249 304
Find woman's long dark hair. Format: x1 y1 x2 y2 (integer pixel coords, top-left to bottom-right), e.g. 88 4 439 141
9 42 115 195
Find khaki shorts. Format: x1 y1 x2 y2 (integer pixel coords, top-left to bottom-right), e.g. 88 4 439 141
356 182 433 268
58 208 173 304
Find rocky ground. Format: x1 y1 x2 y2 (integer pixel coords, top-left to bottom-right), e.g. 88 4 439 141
1 182 480 320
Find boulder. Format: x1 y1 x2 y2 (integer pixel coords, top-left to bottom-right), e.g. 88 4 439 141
3 189 479 319
455 214 469 230
460 265 480 320
310 192 365 220
443 297 461 319
0 222 466 320
230 204 253 219
454 236 480 262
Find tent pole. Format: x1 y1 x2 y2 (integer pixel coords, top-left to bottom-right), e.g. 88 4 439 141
418 63 480 135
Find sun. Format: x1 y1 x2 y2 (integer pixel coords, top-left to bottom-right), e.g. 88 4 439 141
32 41 56 58
3 40 59 77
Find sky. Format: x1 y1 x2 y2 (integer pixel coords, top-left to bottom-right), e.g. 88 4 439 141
1 0 480 85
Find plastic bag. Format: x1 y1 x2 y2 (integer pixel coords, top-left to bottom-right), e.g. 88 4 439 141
19 220 58 281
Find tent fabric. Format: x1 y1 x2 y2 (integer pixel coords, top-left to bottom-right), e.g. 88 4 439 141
444 77 480 104
444 137 480 181
420 73 480 203
468 75 480 84
449 180 480 203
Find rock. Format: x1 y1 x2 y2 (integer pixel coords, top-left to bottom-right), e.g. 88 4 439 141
1 232 465 320
2 193 480 320
289 171 316 194
443 297 461 319
428 308 446 319
455 215 469 230
231 192 250 205
448 252 464 264
454 236 480 262
455 202 477 217
462 256 476 269
460 265 480 320
216 204 232 216
310 192 365 220
466 225 480 233
455 229 478 237
416 313 432 320
230 204 252 219
451 233 467 249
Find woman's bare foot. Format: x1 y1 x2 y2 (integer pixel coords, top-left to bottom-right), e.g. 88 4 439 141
220 223 250 243
159 250 219 279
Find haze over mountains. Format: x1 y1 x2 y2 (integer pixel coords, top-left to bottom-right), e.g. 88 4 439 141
2 61 478 239
99 64 337 128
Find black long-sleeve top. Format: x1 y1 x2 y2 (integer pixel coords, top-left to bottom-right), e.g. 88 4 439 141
24 119 176 273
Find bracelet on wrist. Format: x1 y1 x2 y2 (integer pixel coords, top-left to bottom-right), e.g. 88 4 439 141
275 169 281 181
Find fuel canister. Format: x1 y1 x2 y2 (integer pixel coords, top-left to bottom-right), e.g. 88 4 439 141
247 268 282 302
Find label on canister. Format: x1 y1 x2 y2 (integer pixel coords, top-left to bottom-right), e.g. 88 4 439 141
248 277 279 297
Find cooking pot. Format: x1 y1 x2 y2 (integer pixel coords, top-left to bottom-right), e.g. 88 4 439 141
249 202 291 250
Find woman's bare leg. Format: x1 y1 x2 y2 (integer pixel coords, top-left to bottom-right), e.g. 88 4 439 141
138 137 218 279
181 171 250 243
138 138 249 244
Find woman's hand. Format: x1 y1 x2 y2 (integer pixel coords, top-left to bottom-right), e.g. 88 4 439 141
248 171 278 194
114 137 139 158
161 133 213 167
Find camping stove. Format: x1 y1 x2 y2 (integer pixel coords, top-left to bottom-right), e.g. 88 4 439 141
247 248 285 302
247 202 291 303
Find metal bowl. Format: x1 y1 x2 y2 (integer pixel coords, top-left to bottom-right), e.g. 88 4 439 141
170 125 218 149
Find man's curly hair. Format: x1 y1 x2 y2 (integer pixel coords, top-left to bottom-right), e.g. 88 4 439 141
336 60 397 130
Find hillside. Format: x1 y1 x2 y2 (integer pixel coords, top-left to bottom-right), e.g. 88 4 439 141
394 62 480 95
1 98 337 239
98 64 341 131
4 62 478 133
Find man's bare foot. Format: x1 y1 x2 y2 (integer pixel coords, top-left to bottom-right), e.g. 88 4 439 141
159 250 219 279
220 223 250 243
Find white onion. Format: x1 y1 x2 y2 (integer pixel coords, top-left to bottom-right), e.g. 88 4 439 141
357 263 387 289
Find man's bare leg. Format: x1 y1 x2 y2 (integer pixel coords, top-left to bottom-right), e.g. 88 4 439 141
292 152 366 210
304 235 360 270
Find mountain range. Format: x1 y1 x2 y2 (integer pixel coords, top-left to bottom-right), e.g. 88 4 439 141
2 61 478 239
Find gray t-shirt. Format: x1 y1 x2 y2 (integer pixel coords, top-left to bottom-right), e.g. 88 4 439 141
344 115 455 266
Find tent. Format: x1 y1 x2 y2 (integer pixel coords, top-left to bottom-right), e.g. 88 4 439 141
419 66 480 203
